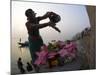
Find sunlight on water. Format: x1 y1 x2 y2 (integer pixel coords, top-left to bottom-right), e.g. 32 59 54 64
11 37 31 74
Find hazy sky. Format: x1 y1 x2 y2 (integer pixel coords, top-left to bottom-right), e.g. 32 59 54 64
12 1 90 44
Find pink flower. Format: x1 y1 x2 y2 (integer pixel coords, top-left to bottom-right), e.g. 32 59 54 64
34 45 48 65
58 42 77 58
48 51 57 58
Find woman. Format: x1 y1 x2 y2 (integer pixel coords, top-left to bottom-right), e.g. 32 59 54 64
25 9 55 72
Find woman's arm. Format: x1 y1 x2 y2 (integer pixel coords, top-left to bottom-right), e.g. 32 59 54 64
50 26 61 33
26 22 56 29
37 22 55 29
37 12 51 21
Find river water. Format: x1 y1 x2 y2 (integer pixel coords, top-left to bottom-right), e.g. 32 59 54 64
11 37 32 74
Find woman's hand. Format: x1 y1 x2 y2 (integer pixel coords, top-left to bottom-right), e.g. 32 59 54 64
48 22 56 27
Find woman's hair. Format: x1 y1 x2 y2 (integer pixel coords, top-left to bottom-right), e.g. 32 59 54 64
25 9 34 17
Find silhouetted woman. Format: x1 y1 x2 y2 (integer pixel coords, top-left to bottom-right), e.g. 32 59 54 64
25 9 56 72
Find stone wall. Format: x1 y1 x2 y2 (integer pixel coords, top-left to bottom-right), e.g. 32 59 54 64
86 5 96 69
80 5 96 69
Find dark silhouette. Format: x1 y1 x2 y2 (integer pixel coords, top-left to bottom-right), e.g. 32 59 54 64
26 62 33 72
17 57 25 74
25 9 57 72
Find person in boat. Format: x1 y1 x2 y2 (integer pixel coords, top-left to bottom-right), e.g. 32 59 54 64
26 62 33 72
17 57 25 74
25 9 56 72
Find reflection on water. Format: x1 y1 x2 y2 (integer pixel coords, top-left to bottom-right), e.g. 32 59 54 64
11 38 31 74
